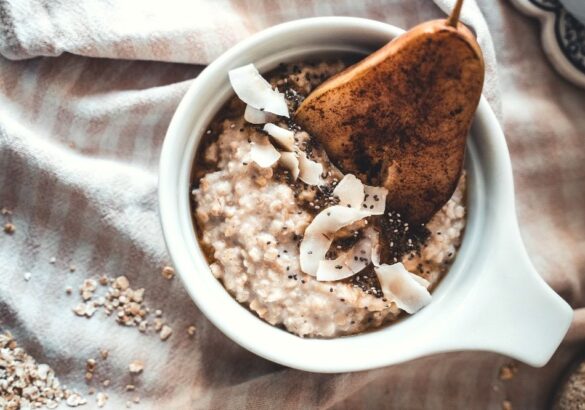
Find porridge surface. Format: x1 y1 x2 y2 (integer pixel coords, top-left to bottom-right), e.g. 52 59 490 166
192 62 466 337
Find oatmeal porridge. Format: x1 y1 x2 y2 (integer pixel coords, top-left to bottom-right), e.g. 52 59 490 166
191 61 466 338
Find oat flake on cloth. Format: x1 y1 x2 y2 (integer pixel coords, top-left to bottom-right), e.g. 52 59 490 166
1 0 584 408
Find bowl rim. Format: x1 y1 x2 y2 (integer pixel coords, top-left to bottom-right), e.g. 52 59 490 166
159 16 535 372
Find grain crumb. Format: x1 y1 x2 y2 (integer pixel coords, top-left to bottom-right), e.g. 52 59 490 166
162 266 175 280
100 349 109 360
23 272 31 281
114 275 130 290
502 400 512 410
160 325 173 341
187 325 197 337
153 318 164 332
3 222 15 234
96 392 108 408
66 393 87 407
499 362 518 381
129 360 144 374
86 358 96 371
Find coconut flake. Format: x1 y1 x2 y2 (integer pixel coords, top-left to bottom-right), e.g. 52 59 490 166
409 272 430 288
245 105 276 124
300 234 331 276
316 235 373 281
300 205 371 276
363 185 388 215
346 236 373 274
279 152 299 180
333 174 365 208
316 259 355 281
250 141 280 168
263 123 295 151
228 64 289 117
374 263 431 314
332 174 387 214
298 152 323 186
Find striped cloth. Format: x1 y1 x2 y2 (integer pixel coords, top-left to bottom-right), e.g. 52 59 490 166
1 0 584 408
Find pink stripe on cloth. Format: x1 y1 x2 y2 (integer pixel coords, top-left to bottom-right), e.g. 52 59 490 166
0 0 584 409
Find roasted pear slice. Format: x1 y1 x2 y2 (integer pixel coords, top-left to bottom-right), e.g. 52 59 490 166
295 1 484 224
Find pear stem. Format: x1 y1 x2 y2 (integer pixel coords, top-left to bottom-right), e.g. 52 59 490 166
446 0 464 27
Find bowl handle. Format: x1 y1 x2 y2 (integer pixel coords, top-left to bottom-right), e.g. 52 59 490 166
436 223 573 367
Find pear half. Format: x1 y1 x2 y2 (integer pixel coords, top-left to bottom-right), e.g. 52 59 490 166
295 19 484 224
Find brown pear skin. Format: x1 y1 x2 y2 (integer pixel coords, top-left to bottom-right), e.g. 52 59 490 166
295 20 484 224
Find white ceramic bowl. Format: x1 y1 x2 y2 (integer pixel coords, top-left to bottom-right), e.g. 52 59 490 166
159 17 573 373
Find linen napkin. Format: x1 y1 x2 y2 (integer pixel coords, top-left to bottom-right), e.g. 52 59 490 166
1 0 584 408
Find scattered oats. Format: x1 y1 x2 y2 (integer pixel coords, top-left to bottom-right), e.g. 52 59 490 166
126 401 132 408
73 303 87 317
72 274 172 342
125 384 136 391
66 393 87 407
133 396 140 404
47 400 59 409
162 266 175 280
96 392 108 408
86 358 96 372
50 257 56 264
65 286 73 295
85 372 93 382
69 265 76 272
1 207 11 215
160 325 173 341
102 379 110 387
81 279 97 293
88 388 96 395
499 362 518 381
187 325 197 337
3 222 15 234
93 297 105 307
129 360 144 374
0 332 85 408
38 363 50 379
100 349 109 360
153 318 165 332
85 304 97 317
138 320 147 333
23 271 31 281
502 400 512 410
73 303 96 318
114 276 130 290
131 288 144 303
